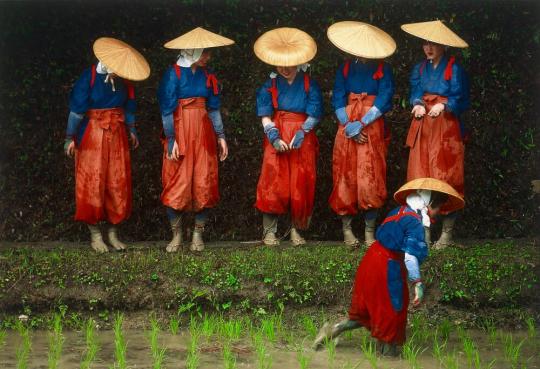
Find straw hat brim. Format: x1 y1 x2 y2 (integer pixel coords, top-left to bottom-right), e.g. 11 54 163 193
164 27 235 49
93 37 150 81
394 178 464 212
327 21 396 59
401 20 468 48
254 27 317 67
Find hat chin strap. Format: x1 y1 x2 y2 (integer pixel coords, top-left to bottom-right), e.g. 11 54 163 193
97 61 116 91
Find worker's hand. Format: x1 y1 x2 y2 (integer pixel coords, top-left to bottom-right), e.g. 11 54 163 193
64 139 75 158
218 138 228 161
272 139 289 152
411 105 426 119
412 281 424 307
167 141 180 161
428 103 445 117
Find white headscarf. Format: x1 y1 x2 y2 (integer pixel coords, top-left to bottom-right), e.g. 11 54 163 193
297 63 310 72
176 48 204 67
406 189 432 227
96 61 116 91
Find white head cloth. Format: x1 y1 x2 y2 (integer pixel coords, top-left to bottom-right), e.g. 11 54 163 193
176 48 204 67
297 63 310 72
406 189 432 227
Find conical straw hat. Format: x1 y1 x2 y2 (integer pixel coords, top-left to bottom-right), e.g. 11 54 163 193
93 37 150 81
394 178 464 212
254 27 317 67
327 21 396 59
401 20 468 48
164 27 235 49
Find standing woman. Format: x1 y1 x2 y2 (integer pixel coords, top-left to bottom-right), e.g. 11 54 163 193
253 28 323 246
64 37 150 253
401 20 470 248
158 27 234 252
327 22 396 247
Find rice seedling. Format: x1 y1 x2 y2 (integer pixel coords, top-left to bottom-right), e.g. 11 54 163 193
432 329 447 365
80 319 99 369
300 315 317 339
260 317 276 343
222 341 237 369
296 344 312 369
402 336 424 369
219 317 242 342
461 332 476 368
186 321 201 369
410 313 430 346
48 313 65 369
480 317 498 348
325 336 337 369
253 331 272 369
113 312 128 369
442 351 459 369
439 319 453 342
359 334 378 369
503 333 525 369
0 328 6 349
169 315 180 335
15 321 31 369
525 317 536 340
148 316 167 369
201 314 218 341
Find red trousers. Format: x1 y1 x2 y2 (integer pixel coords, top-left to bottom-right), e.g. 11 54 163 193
74 108 132 225
406 94 464 213
255 111 318 230
349 241 409 345
161 98 219 212
329 93 388 215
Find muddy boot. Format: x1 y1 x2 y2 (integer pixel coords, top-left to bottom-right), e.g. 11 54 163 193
424 226 431 246
166 215 183 253
88 225 108 253
290 227 306 246
378 340 399 357
262 213 279 246
364 218 377 247
342 215 360 247
312 320 360 350
107 225 127 251
190 222 205 252
433 215 456 250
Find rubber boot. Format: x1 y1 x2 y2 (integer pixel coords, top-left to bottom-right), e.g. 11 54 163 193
107 225 127 251
433 215 456 250
342 215 360 247
190 222 205 252
312 320 361 350
364 218 377 247
88 225 108 253
290 227 306 246
424 226 431 246
262 213 279 246
166 215 183 253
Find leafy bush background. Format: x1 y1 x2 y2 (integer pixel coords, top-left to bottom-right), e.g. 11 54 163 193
0 0 538 241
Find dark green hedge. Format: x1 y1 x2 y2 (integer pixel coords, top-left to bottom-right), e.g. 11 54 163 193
0 0 538 241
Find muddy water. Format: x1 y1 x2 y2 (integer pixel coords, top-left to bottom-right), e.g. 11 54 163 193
0 328 538 368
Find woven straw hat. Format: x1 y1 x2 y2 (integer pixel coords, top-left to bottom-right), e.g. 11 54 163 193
93 37 150 81
327 21 396 59
254 27 317 67
394 178 464 212
401 20 468 48
164 27 235 49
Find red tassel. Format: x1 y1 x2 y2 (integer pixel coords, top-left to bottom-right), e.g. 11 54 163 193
444 56 455 81
267 78 278 109
125 81 135 99
303 73 310 93
203 68 219 95
173 64 181 79
372 62 384 80
90 64 96 88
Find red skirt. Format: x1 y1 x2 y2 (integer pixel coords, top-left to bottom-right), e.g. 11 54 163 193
406 94 464 214
349 241 409 345
329 93 388 215
161 97 219 212
254 110 318 230
74 108 132 225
